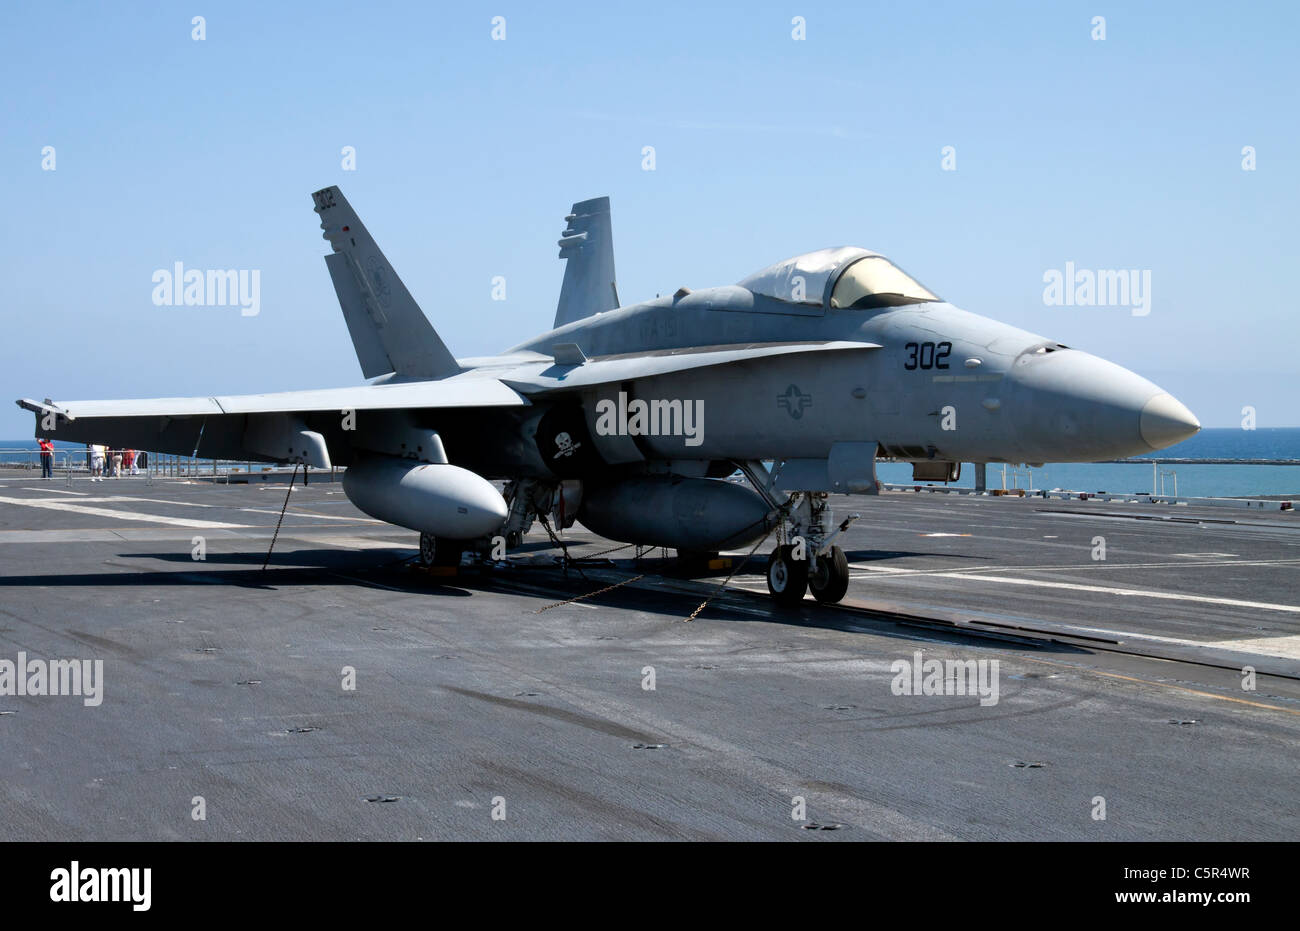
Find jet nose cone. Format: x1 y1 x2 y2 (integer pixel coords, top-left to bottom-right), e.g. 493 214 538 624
1140 393 1200 451
1005 347 1198 460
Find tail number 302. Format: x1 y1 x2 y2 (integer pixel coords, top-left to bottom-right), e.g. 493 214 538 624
903 341 951 370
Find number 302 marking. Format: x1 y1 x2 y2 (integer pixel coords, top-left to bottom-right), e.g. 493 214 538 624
904 341 951 370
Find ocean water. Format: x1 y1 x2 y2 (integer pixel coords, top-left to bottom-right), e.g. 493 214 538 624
1128 427 1300 462
877 428 1300 498
3 429 1299 498
878 461 1300 498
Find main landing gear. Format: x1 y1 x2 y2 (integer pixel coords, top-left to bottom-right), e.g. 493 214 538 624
766 542 849 606
417 479 572 570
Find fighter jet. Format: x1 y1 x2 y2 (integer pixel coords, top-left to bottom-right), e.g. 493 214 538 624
18 186 1200 606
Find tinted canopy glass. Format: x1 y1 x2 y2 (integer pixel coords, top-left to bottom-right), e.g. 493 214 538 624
737 247 872 305
830 256 940 310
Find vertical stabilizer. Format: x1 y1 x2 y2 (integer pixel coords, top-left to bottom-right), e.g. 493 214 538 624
554 196 619 329
312 186 459 379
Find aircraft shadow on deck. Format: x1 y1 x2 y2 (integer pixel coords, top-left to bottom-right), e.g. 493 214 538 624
0 560 469 597
838 548 987 565
119 548 411 569
627 548 988 581
0 546 1083 656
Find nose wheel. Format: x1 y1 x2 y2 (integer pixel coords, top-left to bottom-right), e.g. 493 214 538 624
766 544 810 606
807 545 850 604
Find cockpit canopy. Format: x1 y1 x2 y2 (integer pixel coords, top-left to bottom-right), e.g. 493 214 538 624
737 246 940 310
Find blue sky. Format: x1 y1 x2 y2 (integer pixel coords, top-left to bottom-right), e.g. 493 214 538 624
2 0 1296 435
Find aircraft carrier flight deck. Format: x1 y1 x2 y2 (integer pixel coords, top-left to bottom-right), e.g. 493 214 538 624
1 473 1297 841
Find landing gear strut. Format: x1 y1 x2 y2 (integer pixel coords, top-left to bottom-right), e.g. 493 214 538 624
499 479 578 555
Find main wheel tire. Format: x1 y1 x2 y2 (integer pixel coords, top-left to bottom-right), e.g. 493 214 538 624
420 534 463 568
766 544 809 606
418 532 437 568
808 545 850 604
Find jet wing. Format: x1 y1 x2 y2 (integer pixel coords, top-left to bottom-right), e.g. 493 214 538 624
501 340 881 394
17 378 526 420
17 376 528 466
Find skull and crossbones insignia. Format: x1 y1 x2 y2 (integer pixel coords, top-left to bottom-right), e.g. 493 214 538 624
553 432 581 459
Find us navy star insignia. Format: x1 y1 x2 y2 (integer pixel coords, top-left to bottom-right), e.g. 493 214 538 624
777 384 813 419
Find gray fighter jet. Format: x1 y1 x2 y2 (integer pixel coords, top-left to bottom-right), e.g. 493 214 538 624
18 186 1200 605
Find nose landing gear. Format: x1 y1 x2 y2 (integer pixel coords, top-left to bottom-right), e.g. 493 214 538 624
764 492 858 606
